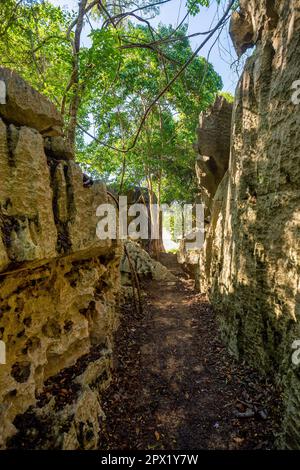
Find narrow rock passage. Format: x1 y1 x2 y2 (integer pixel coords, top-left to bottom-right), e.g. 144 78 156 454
101 254 281 450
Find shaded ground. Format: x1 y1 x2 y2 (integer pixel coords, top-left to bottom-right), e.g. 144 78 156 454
101 254 282 450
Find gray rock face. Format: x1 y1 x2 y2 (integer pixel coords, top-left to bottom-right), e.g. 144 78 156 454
44 136 74 161
0 67 63 135
187 96 232 291
0 70 121 449
203 0 300 449
121 241 176 284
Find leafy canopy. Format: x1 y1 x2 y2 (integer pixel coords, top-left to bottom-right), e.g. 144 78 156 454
0 0 226 204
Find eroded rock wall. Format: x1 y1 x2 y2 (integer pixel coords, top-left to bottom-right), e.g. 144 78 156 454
204 0 300 448
195 95 232 217
0 68 121 448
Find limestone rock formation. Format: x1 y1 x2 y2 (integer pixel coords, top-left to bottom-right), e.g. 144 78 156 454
44 136 74 161
199 0 300 448
229 10 254 57
177 230 201 267
177 229 202 287
126 186 165 255
178 96 232 286
0 70 121 449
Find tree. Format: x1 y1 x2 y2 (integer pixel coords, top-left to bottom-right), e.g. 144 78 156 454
0 0 73 107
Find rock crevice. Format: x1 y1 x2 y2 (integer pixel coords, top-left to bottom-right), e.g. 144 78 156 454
0 68 121 449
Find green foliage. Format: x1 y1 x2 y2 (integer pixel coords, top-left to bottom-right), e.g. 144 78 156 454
0 0 224 205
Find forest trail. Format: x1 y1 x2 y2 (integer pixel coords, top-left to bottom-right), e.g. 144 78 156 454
101 254 281 450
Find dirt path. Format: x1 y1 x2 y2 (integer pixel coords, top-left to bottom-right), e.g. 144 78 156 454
101 254 281 450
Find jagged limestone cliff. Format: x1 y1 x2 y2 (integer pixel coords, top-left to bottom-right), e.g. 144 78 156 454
199 0 300 448
0 68 121 449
